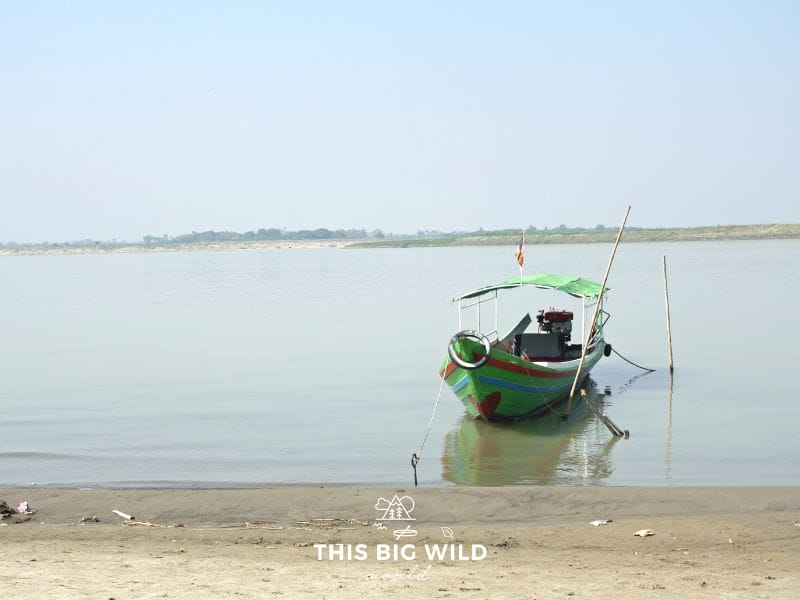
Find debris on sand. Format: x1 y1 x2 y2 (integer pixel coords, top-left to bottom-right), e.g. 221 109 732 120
634 529 656 537
80 515 100 523
590 519 613 526
17 500 36 515
1 501 33 524
1 501 17 519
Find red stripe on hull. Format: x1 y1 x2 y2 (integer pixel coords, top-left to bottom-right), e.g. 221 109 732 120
441 352 582 380
484 355 576 379
440 360 459 378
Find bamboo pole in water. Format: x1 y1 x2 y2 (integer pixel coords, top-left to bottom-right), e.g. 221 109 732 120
566 205 631 417
663 255 674 373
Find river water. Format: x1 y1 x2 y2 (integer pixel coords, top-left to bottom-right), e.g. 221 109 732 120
1 239 797 486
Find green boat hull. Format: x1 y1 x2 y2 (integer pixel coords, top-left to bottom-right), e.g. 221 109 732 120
440 337 605 421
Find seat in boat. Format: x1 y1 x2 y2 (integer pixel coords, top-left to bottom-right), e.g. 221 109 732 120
494 313 532 354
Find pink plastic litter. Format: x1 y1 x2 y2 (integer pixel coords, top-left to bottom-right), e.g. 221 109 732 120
17 500 35 515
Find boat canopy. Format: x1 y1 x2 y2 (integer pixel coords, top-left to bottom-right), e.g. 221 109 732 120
454 273 604 301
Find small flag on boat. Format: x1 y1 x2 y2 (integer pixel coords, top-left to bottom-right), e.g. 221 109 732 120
514 233 525 267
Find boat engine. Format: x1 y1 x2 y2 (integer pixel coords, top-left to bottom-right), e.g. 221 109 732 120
515 309 577 361
537 309 573 343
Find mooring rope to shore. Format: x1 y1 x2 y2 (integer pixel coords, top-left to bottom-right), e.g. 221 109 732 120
411 363 448 487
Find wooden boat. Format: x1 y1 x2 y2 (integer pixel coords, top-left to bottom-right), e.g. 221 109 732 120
440 273 611 421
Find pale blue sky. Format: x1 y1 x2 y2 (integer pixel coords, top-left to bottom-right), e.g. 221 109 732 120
1 1 798 242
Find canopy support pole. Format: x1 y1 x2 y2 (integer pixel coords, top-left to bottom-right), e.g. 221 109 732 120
494 291 498 336
581 297 586 347
565 206 631 416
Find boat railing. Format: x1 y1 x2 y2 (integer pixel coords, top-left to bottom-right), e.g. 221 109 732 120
586 309 611 348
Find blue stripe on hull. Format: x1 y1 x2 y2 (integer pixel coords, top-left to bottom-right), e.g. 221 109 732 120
476 375 569 394
450 373 575 396
451 375 471 393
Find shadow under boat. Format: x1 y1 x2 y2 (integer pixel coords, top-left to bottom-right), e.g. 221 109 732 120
441 378 621 486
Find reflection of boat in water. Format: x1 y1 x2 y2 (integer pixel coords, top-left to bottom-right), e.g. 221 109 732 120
441 380 619 485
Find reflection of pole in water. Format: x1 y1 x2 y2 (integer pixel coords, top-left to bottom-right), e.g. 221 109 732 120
581 439 589 480
663 255 674 373
573 397 621 483
665 373 673 483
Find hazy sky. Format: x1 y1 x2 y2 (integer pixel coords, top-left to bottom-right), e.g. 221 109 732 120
2 1 798 242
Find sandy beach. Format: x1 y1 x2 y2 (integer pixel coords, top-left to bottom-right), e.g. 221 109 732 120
1 486 798 599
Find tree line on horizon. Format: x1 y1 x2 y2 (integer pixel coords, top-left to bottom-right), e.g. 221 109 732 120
144 227 391 245
143 228 379 244
1 224 638 247
140 223 626 245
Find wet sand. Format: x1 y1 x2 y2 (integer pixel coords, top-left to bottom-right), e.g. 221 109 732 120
1 486 799 599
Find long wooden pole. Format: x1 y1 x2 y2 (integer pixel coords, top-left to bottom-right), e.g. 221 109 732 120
663 255 674 373
566 205 631 415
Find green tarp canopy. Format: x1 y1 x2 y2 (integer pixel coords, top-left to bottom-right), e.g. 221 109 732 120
454 273 604 301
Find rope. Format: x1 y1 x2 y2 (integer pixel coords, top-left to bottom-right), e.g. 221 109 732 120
611 347 656 372
612 370 652 396
538 393 568 419
411 364 448 486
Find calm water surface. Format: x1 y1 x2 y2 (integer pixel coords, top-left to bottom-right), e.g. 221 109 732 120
1 240 798 486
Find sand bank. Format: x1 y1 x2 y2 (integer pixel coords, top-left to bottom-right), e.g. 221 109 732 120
1 486 798 599
0 239 351 256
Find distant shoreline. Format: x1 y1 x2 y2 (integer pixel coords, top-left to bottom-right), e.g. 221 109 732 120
2 223 798 256
351 223 800 248
0 239 351 256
